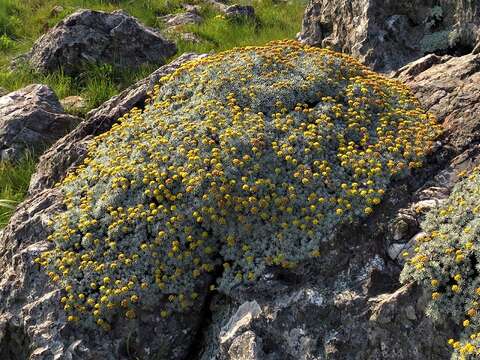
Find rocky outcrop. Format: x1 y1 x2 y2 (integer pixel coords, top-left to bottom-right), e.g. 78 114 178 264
298 0 480 72
396 52 480 153
22 9 177 75
0 84 81 162
0 53 208 360
28 52 207 194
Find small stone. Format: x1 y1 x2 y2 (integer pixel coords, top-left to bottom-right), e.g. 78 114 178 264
228 331 261 360
405 305 417 321
412 199 443 215
183 4 202 14
224 5 256 20
60 95 86 112
389 211 418 242
415 186 450 201
180 32 202 43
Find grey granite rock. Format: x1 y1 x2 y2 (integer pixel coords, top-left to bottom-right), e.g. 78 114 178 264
298 0 480 72
23 9 177 75
0 84 81 162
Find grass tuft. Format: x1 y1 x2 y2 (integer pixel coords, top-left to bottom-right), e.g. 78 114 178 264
0 153 37 228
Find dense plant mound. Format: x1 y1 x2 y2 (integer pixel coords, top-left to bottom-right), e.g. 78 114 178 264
402 168 480 359
35 40 440 330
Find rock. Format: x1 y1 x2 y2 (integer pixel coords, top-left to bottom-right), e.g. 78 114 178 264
59 95 86 112
224 5 256 20
396 53 480 154
28 52 207 194
389 213 418 242
204 1 255 21
220 301 262 345
0 54 208 360
0 87 7 97
412 199 443 215
180 32 202 43
368 284 454 359
228 331 262 360
159 11 202 27
473 38 480 54
205 0 229 12
387 243 408 260
163 27 203 43
23 9 176 75
414 186 450 201
0 84 81 162
298 0 480 72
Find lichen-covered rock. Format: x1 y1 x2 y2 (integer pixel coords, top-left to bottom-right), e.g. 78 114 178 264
0 54 206 360
0 84 81 162
28 53 207 195
159 11 202 27
395 52 480 154
298 0 480 72
23 9 177 75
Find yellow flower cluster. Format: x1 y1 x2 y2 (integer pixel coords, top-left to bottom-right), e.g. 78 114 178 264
402 167 480 359
36 40 440 330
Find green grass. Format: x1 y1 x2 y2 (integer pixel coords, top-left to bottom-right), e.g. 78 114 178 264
0 0 308 228
0 154 36 228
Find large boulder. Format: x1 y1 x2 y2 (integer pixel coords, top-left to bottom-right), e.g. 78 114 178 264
298 0 480 72
23 9 177 75
0 84 81 162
